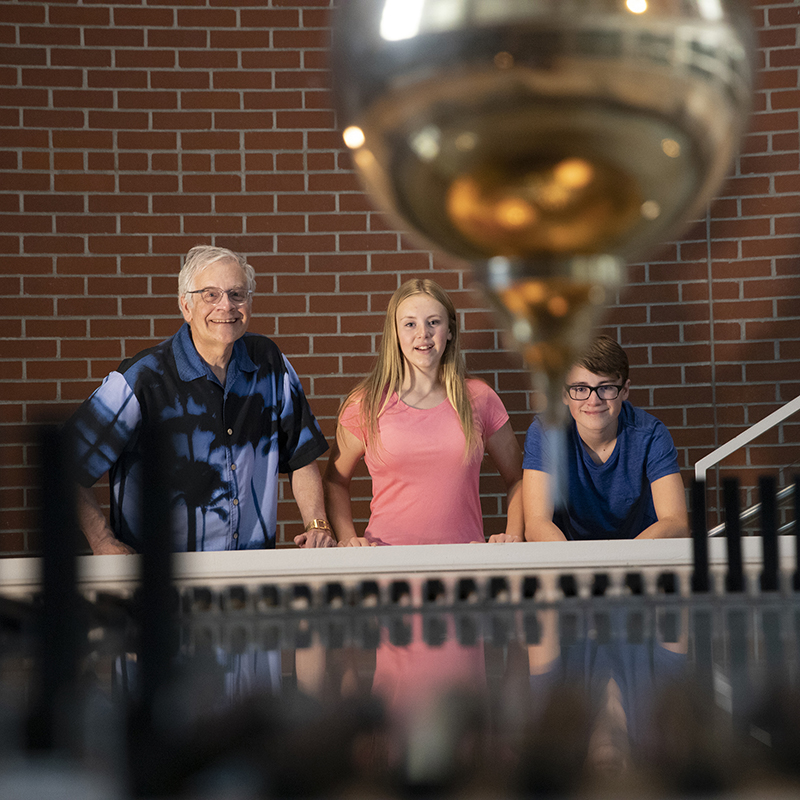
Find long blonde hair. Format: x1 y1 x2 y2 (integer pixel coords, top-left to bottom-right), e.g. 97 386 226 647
340 279 478 457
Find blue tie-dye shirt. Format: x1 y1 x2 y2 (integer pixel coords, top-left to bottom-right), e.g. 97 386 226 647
68 323 328 552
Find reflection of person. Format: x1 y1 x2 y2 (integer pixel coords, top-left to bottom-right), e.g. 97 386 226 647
526 606 689 774
322 279 523 758
522 336 688 541
68 244 334 554
324 278 524 546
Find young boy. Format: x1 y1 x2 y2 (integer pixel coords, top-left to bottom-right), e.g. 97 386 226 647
523 336 689 541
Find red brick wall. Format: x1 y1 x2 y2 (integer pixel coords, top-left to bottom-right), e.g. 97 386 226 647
1 1 798 555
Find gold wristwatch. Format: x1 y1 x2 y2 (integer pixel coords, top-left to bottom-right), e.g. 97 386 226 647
304 518 333 534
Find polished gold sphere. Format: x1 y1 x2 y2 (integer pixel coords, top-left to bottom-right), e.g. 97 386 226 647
331 0 754 265
330 1 754 420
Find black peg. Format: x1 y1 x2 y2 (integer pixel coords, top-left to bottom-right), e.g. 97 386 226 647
27 424 84 752
290 583 313 609
594 610 611 644
624 572 644 595
521 576 539 600
490 612 511 647
136 423 176 711
390 580 411 605
559 610 579 647
289 619 313 649
591 573 609 597
319 616 348 650
726 608 749 725
626 608 645 645
657 572 678 594
423 613 447 646
388 616 412 647
759 475 779 593
793 475 800 591
724 478 744 593
424 578 446 604
127 423 179 798
489 576 511 602
523 612 541 645
357 580 381 607
355 616 381 649
658 608 680 643
691 479 709 593
323 581 346 608
456 577 479 603
456 613 479 647
559 574 578 598
692 608 714 696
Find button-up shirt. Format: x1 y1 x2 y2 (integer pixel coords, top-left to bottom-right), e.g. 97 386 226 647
68 323 328 551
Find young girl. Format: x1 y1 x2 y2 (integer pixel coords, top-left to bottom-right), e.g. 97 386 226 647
323 279 525 757
324 278 523 546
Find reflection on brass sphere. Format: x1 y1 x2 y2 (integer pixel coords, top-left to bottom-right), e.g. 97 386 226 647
445 156 642 257
331 1 753 266
330 0 754 421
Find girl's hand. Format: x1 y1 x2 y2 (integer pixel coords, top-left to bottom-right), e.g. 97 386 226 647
339 537 376 547
486 533 524 543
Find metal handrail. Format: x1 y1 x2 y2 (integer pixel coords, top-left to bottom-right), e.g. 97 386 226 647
695 393 800 483
693 393 800 537
707 484 795 537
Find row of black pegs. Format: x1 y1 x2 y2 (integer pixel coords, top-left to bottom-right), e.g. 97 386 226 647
21 424 177 795
11 423 800 794
691 474 799 595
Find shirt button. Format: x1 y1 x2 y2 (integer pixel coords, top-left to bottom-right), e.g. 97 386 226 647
233 498 238 506
227 428 233 435
231 464 237 471
233 532 239 539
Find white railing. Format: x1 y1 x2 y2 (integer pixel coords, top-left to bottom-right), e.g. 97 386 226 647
694 393 800 537
694 393 800 483
706 484 795 537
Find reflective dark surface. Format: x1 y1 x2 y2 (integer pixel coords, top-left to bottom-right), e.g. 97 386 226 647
5 569 800 798
3 429 798 797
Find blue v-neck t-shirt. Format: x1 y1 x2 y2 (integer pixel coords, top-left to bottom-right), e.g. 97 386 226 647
523 401 680 540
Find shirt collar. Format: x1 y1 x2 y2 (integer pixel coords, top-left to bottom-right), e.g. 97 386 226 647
173 323 258 383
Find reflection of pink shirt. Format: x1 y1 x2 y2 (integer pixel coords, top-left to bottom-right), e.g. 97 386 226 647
371 613 486 731
340 379 508 545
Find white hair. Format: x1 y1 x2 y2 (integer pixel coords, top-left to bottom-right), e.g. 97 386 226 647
178 245 256 310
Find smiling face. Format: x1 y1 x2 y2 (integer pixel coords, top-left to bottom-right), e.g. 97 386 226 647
395 293 453 376
179 258 251 362
563 364 630 439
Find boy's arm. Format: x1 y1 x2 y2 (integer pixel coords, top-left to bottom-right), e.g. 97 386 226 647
635 472 690 539
522 468 567 542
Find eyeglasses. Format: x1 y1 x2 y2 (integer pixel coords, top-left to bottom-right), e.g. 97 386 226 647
186 287 252 306
566 384 624 401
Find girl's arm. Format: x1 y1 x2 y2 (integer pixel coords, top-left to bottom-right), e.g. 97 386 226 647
485 421 525 542
322 422 373 546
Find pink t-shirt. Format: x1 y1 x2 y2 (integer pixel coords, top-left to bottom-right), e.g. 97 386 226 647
340 378 508 545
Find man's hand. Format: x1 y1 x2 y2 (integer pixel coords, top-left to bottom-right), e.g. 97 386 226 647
487 533 524 543
77 485 137 554
93 536 137 555
294 531 338 548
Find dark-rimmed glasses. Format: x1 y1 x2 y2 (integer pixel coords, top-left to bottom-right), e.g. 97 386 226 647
186 287 252 306
566 384 624 401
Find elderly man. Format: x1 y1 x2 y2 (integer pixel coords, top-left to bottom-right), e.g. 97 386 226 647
68 244 336 553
